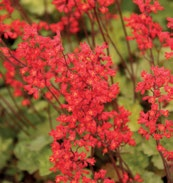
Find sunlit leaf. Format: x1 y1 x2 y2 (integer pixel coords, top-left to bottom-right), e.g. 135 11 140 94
140 138 158 156
152 155 164 170
28 135 52 151
38 146 52 176
20 0 55 16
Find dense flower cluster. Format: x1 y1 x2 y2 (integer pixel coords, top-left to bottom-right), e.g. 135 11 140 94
125 0 163 52
158 17 173 59
1 22 137 181
1 25 63 104
49 42 135 182
136 66 173 160
52 0 116 33
0 1 23 39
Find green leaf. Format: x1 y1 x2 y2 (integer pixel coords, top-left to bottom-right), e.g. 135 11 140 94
14 119 54 174
17 152 39 174
0 137 13 170
152 155 164 170
28 135 52 151
118 97 141 131
163 102 173 113
121 1 136 12
28 100 48 113
160 137 173 151
14 141 39 174
38 146 52 176
114 72 134 98
18 121 53 140
107 12 137 63
20 0 55 16
132 132 143 144
11 37 22 50
152 0 173 29
140 138 158 156
141 171 163 183
122 148 149 174
134 57 151 80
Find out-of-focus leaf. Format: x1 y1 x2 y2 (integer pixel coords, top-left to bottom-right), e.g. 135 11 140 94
118 97 141 131
107 12 137 62
28 135 52 151
28 100 48 113
2 181 13 183
134 57 151 80
14 120 53 175
152 155 164 170
20 0 55 16
0 137 13 170
160 137 173 151
14 140 39 173
11 37 22 50
121 1 136 12
5 167 24 182
132 132 143 144
38 146 52 176
18 120 53 140
0 88 22 112
17 153 39 174
152 0 173 29
114 72 134 98
141 171 163 183
140 138 158 156
122 149 149 174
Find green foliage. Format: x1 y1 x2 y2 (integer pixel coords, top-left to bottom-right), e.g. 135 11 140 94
121 134 165 182
140 138 158 156
122 145 149 175
0 137 13 170
118 97 141 131
152 0 173 29
141 171 163 183
20 0 55 16
38 147 52 176
152 155 164 170
14 136 52 175
0 87 56 181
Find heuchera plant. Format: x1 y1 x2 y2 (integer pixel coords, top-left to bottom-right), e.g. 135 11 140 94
1 0 173 182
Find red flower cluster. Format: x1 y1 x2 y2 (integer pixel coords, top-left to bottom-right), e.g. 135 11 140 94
49 42 135 182
0 0 13 14
1 21 136 180
1 25 63 102
136 66 173 160
125 0 163 52
158 18 173 59
52 0 116 33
